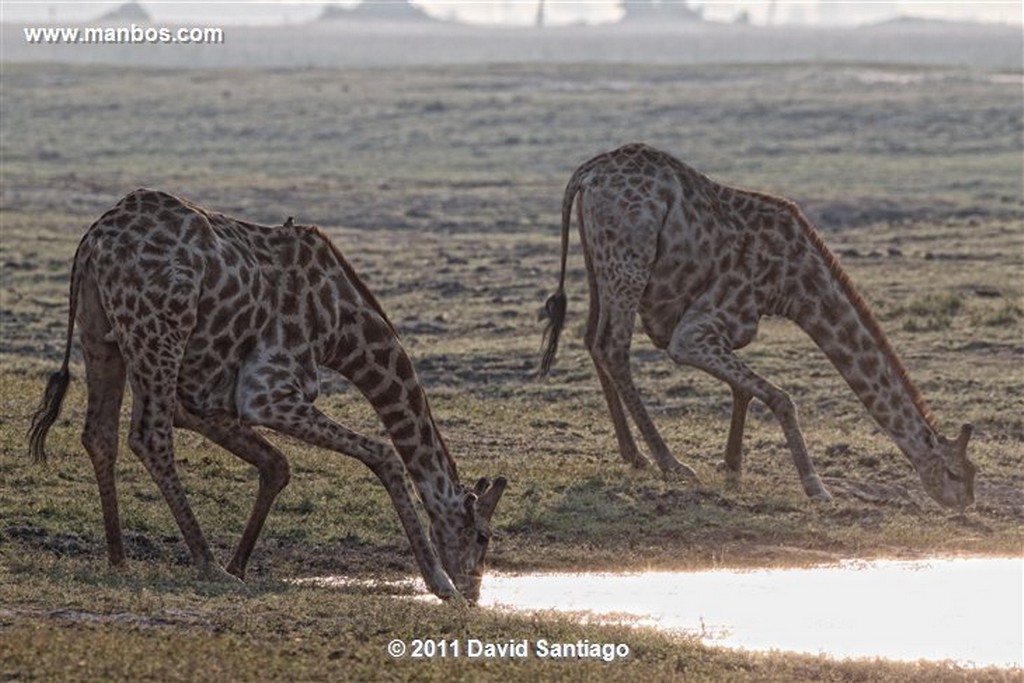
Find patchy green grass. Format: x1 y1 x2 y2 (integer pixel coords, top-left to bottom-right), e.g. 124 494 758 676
977 301 1024 328
1 62 1021 680
898 292 965 332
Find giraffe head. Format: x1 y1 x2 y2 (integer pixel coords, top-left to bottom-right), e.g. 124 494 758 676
918 423 976 510
430 476 507 603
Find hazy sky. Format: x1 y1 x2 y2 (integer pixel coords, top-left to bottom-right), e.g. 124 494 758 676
1 1 1021 26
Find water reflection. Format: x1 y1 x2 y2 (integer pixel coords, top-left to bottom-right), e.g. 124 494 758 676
480 557 1022 668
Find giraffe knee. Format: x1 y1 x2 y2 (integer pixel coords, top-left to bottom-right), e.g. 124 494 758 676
589 340 628 374
81 425 115 460
587 343 607 369
583 318 599 351
666 318 711 362
126 428 146 457
127 423 171 461
767 390 797 422
261 455 290 494
366 448 406 482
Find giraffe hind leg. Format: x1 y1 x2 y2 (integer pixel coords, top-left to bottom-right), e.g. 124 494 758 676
593 362 650 469
667 314 831 501
78 277 127 567
586 277 698 481
583 257 649 469
174 409 290 579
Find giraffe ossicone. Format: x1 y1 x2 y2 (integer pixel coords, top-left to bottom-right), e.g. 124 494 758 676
28 188 506 602
541 143 975 510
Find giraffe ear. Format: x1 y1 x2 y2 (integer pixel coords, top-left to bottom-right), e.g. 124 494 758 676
955 423 973 458
463 490 480 529
475 476 507 522
954 423 970 450
473 477 490 496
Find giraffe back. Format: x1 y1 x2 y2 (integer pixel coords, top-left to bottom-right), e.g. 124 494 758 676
571 144 938 431
77 188 384 419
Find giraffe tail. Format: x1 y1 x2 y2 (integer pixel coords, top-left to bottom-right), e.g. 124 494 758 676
28 241 83 463
540 169 584 375
540 289 567 375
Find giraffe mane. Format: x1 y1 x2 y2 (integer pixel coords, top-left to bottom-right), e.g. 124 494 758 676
764 193 940 432
307 225 399 337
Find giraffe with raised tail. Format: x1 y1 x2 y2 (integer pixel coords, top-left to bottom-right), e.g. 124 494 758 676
28 189 506 602
541 143 975 509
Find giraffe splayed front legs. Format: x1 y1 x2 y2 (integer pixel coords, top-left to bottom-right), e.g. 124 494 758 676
541 144 976 509
28 189 506 601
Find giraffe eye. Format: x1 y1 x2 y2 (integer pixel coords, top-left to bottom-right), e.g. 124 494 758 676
476 531 490 544
945 468 962 482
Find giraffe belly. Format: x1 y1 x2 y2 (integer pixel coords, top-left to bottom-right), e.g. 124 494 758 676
639 258 713 349
176 354 241 418
639 299 683 349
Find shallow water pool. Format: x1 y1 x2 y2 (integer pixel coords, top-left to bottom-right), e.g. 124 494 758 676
478 557 1021 667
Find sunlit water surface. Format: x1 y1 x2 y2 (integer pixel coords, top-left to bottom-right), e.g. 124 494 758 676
310 557 1021 667
477 557 1021 667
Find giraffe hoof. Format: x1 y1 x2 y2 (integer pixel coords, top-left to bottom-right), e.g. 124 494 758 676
198 564 244 584
428 574 465 604
442 592 469 607
663 463 700 484
803 475 833 502
225 562 246 580
436 587 468 606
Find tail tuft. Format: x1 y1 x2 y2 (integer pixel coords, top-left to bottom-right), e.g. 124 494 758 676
540 291 568 375
28 367 71 463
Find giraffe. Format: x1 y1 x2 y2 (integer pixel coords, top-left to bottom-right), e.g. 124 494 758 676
540 143 976 509
28 188 506 602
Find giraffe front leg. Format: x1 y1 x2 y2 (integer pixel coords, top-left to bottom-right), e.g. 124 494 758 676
174 410 290 580
127 393 238 582
723 386 752 487
765 391 832 501
247 397 460 601
373 454 464 603
119 326 239 582
667 316 831 502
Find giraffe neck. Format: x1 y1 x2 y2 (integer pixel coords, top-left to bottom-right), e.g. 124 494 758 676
311 230 464 517
791 258 939 472
376 385 460 515
330 332 461 516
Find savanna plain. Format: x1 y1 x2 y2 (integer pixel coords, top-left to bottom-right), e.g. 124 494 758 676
1 61 1022 681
